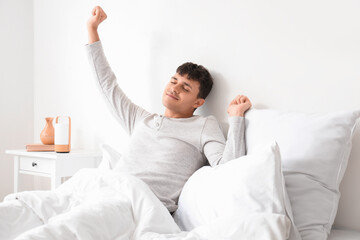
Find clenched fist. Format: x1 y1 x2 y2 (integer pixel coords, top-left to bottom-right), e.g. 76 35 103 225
87 6 107 44
227 95 252 117
87 6 107 30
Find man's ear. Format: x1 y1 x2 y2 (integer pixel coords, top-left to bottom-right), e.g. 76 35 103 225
193 98 205 109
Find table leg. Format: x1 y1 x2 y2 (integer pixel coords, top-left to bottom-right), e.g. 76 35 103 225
51 175 62 190
13 156 19 193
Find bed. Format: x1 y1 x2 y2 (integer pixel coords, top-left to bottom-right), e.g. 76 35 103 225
0 108 359 239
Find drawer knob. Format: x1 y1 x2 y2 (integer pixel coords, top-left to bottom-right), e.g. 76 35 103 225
32 162 37 167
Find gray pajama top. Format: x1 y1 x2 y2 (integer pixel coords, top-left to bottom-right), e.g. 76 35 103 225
85 41 245 212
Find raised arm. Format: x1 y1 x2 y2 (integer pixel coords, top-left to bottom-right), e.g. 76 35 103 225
202 95 252 166
85 6 150 135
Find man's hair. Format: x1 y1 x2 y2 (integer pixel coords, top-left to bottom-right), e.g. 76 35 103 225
176 62 213 99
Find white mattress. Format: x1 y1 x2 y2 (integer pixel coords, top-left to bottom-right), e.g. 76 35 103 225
328 229 360 240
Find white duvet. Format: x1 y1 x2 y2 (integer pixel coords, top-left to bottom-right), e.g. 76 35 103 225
2 167 290 240
1 142 298 239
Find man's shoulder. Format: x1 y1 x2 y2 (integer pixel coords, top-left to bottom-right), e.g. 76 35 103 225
190 115 218 125
203 115 217 120
201 115 222 129
203 115 220 122
193 114 217 120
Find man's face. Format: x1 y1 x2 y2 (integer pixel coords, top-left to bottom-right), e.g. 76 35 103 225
162 73 204 116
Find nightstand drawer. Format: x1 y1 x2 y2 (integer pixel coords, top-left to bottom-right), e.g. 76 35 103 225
19 157 53 174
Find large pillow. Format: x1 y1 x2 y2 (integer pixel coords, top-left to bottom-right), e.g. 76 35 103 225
244 109 360 240
174 142 301 240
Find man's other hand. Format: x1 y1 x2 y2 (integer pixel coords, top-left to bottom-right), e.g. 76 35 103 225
87 6 107 30
227 95 252 117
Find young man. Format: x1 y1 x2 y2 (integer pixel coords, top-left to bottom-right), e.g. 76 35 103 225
86 6 252 213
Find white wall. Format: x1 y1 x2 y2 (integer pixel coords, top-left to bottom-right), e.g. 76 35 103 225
0 0 35 199
19 0 360 231
33 0 360 137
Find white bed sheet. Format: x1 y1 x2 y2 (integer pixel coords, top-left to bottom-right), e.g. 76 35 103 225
328 229 360 240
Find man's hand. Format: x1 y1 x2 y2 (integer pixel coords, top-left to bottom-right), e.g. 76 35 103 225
87 6 107 30
87 6 107 44
227 95 252 117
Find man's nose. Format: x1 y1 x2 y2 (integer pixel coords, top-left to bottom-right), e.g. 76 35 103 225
171 84 180 93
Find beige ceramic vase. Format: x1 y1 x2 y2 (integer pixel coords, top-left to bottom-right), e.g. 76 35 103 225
40 117 54 145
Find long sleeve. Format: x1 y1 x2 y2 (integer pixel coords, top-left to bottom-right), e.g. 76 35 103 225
85 41 150 135
201 116 246 166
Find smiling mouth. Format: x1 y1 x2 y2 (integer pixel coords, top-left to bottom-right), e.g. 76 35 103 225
166 93 179 100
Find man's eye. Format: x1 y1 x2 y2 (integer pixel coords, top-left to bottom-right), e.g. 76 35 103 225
170 81 176 84
183 87 190 92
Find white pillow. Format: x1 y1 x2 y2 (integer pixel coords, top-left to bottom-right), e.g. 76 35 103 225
244 109 360 240
97 144 122 170
174 142 301 240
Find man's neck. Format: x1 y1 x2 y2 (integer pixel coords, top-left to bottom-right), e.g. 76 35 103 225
164 109 193 118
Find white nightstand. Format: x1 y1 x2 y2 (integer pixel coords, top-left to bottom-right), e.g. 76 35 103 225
5 149 102 192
